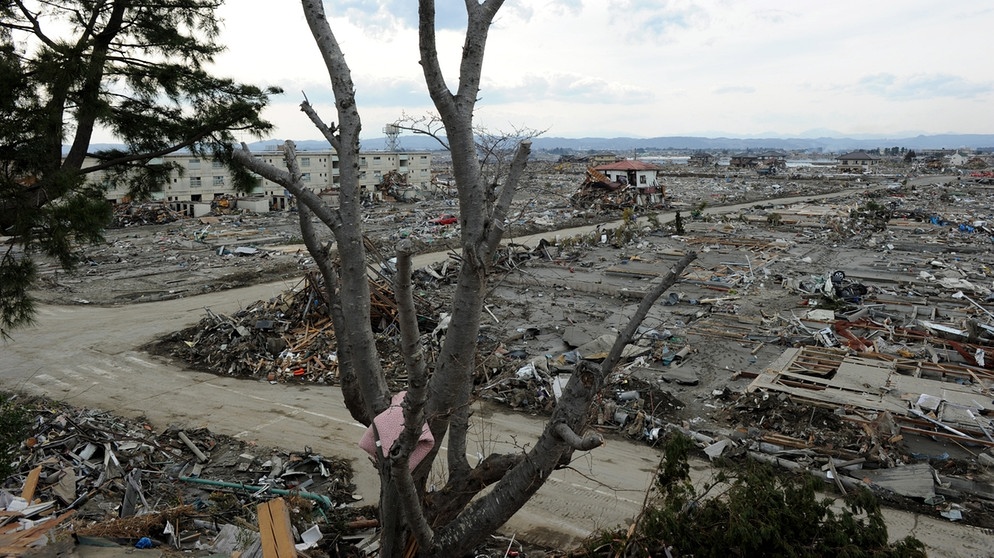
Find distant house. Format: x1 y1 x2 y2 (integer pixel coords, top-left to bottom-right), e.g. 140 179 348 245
587 153 619 167
730 154 759 168
688 153 716 167
836 151 880 172
756 151 787 168
593 159 665 205
948 152 969 167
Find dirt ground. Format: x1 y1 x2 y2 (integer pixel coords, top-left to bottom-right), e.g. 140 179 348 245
20 162 994 555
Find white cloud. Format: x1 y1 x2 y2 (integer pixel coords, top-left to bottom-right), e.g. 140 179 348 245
138 0 994 142
849 73 992 100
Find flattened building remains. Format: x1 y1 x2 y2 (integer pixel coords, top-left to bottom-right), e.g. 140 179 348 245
9 147 994 552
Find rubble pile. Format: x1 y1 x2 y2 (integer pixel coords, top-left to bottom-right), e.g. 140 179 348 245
209 194 237 215
570 166 668 211
0 394 368 556
146 269 449 382
111 202 183 227
702 389 994 525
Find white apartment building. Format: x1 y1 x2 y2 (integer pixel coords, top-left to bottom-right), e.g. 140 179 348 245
97 147 433 213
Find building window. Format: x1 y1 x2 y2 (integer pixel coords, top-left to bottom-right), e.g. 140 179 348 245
188 159 201 170
190 177 202 188
212 160 223 168
213 175 225 186
332 160 339 168
373 156 381 161
639 175 647 184
302 173 311 182
301 158 310 167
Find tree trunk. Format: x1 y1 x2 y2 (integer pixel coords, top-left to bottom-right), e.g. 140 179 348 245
299 0 391 419
234 2 696 556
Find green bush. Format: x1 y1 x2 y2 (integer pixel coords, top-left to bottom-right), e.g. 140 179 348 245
1 393 31 481
580 433 926 558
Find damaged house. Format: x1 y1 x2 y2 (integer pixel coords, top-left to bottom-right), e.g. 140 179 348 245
836 150 881 173
571 159 667 209
730 151 787 175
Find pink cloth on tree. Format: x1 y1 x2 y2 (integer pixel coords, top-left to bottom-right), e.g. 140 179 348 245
358 391 434 470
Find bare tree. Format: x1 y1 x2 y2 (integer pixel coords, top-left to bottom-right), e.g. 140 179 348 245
393 112 545 184
233 1 696 555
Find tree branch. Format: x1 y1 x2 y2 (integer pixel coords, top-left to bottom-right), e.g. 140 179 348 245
231 141 343 231
300 0 391 423
419 0 508 489
297 204 369 425
12 1 60 50
384 240 436 545
484 139 530 255
602 252 698 373
63 0 129 171
300 98 341 152
417 0 455 116
454 0 504 111
391 116 450 151
394 241 430 406
426 453 523 526
554 423 603 451
78 129 216 174
432 254 697 555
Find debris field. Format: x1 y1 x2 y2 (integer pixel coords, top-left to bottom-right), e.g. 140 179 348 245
12 160 994 553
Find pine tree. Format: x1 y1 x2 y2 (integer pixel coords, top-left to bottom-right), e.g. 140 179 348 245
0 0 280 336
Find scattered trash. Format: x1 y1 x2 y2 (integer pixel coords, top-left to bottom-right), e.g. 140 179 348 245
0 395 365 556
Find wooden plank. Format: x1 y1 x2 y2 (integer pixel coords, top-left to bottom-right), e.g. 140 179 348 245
751 380 907 415
20 466 42 503
0 510 75 551
257 498 296 558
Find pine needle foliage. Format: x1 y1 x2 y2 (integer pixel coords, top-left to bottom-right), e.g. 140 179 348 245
0 0 280 333
0 392 30 480
579 433 927 558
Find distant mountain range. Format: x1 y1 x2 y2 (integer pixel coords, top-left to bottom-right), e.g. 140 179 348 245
250 134 994 153
86 133 994 157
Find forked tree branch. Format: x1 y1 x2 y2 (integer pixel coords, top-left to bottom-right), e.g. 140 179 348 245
388 240 435 546
300 98 341 152
431 252 698 554
231 141 343 231
485 139 531 255
554 423 604 451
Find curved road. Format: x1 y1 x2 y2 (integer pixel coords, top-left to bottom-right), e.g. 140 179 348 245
1 279 660 548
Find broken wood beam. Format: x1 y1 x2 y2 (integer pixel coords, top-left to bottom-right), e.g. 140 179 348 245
257 498 296 558
20 466 42 503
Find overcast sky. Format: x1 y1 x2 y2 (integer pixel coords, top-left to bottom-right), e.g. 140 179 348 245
211 0 993 143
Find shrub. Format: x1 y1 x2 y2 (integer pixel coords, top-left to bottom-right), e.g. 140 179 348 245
579 434 926 558
1 393 31 481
